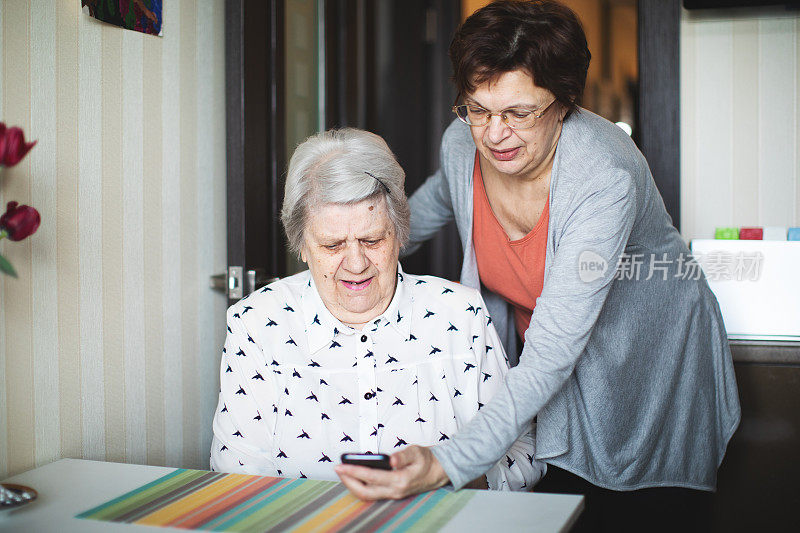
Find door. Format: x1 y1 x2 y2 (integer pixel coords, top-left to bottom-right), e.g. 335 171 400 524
216 0 464 303
220 0 287 303
324 0 464 280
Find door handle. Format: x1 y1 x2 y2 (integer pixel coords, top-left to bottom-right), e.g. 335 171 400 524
209 267 279 299
245 268 280 295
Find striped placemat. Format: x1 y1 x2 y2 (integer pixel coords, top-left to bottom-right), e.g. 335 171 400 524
76 469 474 532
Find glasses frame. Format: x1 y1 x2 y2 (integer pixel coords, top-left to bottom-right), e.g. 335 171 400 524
452 99 556 130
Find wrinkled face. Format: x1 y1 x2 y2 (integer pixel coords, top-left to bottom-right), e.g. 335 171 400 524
466 69 566 180
301 196 400 328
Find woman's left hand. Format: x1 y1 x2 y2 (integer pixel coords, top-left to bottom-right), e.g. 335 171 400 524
334 445 449 500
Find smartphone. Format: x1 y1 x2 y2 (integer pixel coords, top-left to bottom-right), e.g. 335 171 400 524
340 453 392 470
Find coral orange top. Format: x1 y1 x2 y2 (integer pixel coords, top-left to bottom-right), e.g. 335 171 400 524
472 153 549 338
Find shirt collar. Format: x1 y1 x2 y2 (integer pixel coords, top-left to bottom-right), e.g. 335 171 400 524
300 263 414 354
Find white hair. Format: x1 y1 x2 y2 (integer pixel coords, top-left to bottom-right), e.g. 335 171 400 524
281 128 410 257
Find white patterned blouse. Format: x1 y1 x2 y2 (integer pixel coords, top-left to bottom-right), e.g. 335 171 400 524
210 264 545 490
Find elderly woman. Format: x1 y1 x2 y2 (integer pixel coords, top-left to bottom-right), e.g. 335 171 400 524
335 0 740 528
210 128 544 491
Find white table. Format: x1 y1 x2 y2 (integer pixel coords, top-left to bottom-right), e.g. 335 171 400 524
1 459 583 532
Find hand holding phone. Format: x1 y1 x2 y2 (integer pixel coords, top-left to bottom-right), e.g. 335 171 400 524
340 453 392 470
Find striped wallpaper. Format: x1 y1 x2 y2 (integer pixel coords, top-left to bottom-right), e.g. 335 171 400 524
681 7 800 241
0 0 228 478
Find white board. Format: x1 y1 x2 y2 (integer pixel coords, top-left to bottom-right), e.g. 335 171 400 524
690 239 800 341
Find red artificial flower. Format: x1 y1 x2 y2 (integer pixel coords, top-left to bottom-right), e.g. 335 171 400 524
0 122 37 167
0 202 40 241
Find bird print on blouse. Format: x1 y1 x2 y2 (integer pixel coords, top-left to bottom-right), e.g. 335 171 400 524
209 264 544 490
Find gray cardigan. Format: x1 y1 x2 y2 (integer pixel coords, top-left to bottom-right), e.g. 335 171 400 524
406 109 740 491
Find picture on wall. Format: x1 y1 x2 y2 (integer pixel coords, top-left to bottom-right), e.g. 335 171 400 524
81 0 163 37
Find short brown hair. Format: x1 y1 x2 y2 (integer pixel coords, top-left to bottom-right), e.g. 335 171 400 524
450 0 591 117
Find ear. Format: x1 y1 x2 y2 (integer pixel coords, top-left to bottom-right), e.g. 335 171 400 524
557 102 569 122
300 247 308 263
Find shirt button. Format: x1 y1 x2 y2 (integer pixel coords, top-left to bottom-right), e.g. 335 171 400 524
364 392 374 400
360 335 368 342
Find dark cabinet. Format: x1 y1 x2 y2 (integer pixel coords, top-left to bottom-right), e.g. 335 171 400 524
713 342 800 532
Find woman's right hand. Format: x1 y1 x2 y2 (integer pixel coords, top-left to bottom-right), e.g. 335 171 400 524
335 445 450 500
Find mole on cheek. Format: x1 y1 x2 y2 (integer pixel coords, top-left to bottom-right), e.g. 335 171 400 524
368 205 374 211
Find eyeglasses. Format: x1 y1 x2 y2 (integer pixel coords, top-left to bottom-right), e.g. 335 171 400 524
452 99 555 130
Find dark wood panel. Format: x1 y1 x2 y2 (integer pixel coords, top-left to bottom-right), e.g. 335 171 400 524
638 0 681 230
714 355 800 532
